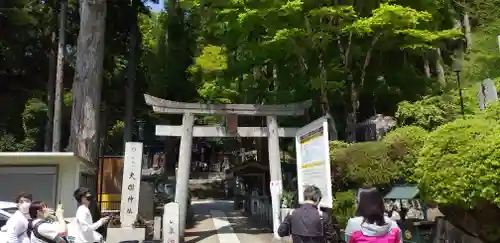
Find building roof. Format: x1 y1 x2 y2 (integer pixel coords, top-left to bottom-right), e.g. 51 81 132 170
384 185 419 199
0 152 95 172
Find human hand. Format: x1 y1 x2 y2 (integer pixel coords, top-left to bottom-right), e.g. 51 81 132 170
55 207 64 219
46 208 55 215
100 216 110 224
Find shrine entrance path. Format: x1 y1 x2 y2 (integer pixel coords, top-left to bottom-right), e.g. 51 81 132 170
184 199 278 243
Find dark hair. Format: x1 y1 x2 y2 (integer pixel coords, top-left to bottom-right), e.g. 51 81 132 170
73 187 91 204
303 185 322 202
15 192 33 203
28 201 47 219
357 189 386 226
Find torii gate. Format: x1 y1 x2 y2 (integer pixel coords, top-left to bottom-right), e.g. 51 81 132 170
144 94 312 239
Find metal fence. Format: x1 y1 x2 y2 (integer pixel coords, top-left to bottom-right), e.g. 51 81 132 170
100 200 121 213
247 196 273 227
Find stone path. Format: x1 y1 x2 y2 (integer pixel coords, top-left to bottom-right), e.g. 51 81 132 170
184 199 279 243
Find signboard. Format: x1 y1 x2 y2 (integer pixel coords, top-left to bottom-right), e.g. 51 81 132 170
120 142 143 227
478 78 498 110
163 202 180 243
295 116 333 208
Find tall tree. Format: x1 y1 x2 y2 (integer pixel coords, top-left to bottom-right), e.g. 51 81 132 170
123 0 140 143
52 0 67 151
69 0 107 162
45 0 58 151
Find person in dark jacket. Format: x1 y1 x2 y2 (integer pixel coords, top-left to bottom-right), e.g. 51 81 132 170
278 185 338 243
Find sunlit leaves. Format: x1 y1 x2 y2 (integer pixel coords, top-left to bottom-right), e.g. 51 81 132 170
344 3 433 35
309 6 356 19
191 45 228 73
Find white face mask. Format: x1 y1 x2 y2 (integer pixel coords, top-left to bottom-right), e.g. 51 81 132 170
19 202 31 214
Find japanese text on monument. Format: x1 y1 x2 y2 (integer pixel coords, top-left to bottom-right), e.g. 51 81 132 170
120 142 143 227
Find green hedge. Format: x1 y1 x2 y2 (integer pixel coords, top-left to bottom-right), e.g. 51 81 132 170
415 118 500 207
331 141 400 187
329 126 427 187
382 126 427 182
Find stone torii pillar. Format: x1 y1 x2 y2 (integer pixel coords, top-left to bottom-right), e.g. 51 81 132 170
144 94 312 240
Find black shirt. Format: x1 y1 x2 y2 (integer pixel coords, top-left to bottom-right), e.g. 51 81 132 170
278 204 338 243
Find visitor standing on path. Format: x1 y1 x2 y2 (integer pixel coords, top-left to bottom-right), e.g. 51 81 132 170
72 187 109 243
278 185 338 243
4 192 32 243
344 189 402 243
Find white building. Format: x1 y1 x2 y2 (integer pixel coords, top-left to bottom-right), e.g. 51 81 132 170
0 152 95 217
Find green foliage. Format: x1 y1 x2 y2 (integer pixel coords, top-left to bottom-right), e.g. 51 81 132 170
482 101 500 120
396 78 500 130
0 133 22 152
281 190 297 208
20 98 47 151
395 95 457 130
331 141 402 187
332 190 357 228
383 126 428 181
416 118 500 207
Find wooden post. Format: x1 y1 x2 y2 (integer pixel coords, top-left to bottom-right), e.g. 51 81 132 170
267 115 283 238
175 112 195 239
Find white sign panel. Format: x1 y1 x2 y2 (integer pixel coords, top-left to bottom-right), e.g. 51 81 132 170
120 142 143 227
295 116 333 208
163 202 180 243
478 78 498 110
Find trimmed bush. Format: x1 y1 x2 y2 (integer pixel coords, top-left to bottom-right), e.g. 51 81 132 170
331 141 402 187
416 118 500 207
383 126 428 181
416 118 500 242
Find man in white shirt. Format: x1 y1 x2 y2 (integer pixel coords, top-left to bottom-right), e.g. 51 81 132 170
5 192 32 243
73 188 109 243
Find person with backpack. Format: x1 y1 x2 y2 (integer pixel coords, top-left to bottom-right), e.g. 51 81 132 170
278 185 338 243
5 192 33 243
344 189 402 243
27 201 67 243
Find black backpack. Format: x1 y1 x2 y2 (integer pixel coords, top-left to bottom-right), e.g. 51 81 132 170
27 220 59 243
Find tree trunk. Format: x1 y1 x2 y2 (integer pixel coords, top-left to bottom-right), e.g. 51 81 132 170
69 0 107 163
435 48 446 85
44 2 57 152
463 12 472 53
52 0 67 152
346 35 379 143
423 56 431 78
123 0 139 144
345 80 358 143
319 54 329 115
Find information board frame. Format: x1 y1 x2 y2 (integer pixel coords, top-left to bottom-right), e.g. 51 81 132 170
295 116 333 208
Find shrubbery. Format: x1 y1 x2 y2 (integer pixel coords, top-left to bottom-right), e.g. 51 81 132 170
382 126 427 182
329 126 427 188
415 118 500 207
332 190 357 227
330 108 500 237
